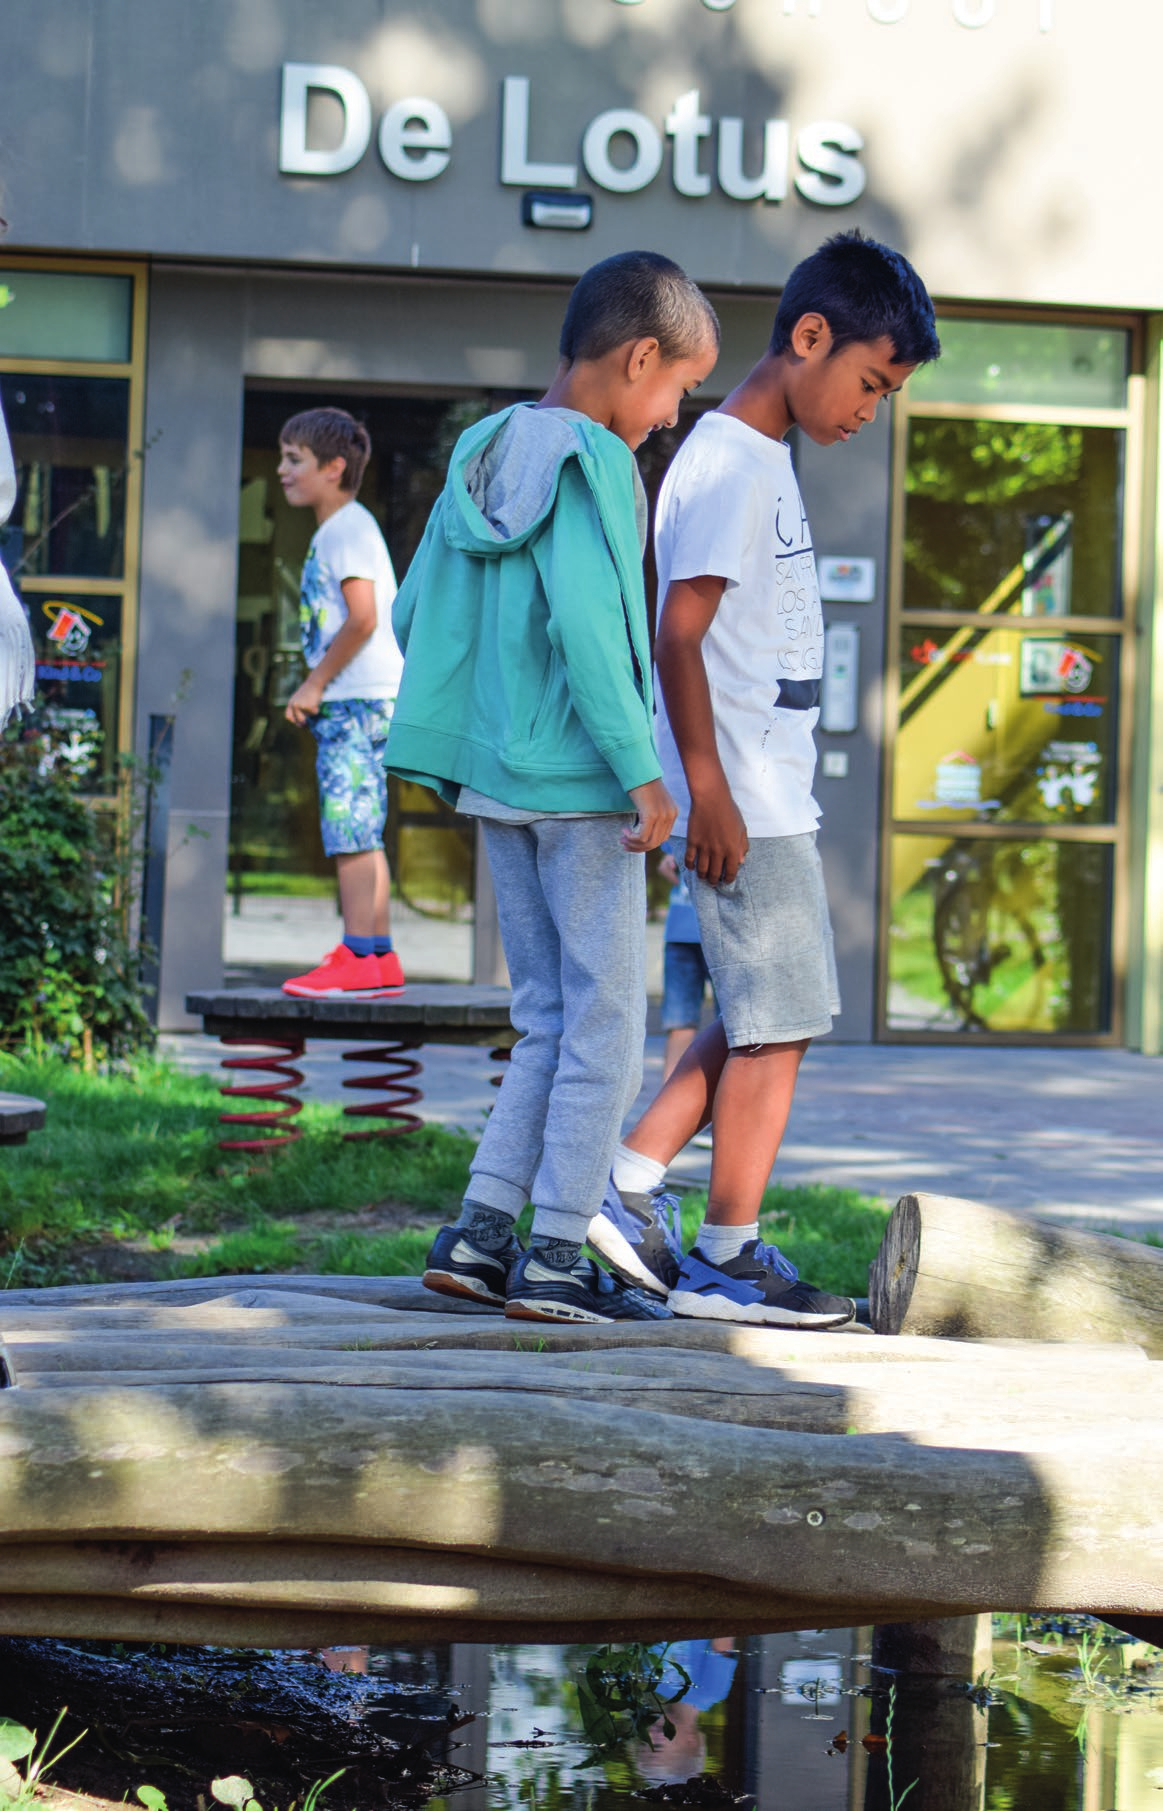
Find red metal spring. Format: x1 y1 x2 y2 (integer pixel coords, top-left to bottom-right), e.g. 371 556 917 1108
340 1040 425 1139
217 1036 306 1150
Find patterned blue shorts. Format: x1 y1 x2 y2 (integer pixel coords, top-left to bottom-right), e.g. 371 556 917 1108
311 699 393 856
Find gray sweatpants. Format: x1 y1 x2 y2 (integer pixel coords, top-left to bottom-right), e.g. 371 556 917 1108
467 813 646 1246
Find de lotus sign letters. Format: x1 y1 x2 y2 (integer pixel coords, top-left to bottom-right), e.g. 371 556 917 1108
278 65 866 209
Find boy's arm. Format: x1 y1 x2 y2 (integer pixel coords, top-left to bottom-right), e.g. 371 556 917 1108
533 461 663 801
655 574 749 885
285 577 377 725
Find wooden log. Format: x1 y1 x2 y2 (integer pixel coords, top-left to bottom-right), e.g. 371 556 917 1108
869 1192 1163 1355
2 1284 1152 1365
7 1348 1162 1451
0 1382 1159 1616
866 1617 993 1811
0 1590 887 1649
0 1537 848 1629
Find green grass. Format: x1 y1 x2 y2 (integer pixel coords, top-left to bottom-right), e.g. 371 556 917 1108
1 1053 890 1297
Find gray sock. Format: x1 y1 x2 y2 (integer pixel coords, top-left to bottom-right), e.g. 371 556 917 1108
454 1201 518 1253
528 1233 584 1270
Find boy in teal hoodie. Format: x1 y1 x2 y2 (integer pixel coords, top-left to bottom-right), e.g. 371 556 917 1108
387 251 718 1324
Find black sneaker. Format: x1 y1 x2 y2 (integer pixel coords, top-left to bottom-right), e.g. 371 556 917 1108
423 1224 522 1308
505 1249 674 1324
668 1238 856 1329
587 1179 683 1296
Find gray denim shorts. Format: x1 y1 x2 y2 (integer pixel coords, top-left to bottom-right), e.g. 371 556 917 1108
686 832 840 1047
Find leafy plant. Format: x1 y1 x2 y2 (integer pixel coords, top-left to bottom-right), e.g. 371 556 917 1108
0 1709 86 1804
135 1770 347 1811
0 723 153 1062
575 1643 691 1755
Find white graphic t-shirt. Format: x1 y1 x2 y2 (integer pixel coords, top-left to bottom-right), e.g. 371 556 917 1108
654 412 824 839
299 500 403 703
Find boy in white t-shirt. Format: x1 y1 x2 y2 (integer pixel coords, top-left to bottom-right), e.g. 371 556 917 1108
278 407 406 997
590 230 941 1327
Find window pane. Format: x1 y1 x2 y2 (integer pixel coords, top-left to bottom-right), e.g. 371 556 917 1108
0 270 133 363
0 374 130 580
894 624 1119 827
909 320 1128 410
903 419 1124 619
27 589 123 796
886 835 1113 1035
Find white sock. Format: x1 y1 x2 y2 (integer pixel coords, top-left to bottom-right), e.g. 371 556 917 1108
696 1221 758 1265
611 1142 667 1196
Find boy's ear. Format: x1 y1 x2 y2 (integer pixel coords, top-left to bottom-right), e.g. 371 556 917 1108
321 453 349 487
788 312 833 359
625 335 662 380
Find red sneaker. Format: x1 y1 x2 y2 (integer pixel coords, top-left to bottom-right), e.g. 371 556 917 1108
282 945 396 998
377 948 407 992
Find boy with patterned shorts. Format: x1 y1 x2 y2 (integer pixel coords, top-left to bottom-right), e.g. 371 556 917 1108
279 407 406 998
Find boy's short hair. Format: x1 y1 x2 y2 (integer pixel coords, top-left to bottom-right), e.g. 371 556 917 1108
279 406 372 494
560 251 719 366
771 229 941 367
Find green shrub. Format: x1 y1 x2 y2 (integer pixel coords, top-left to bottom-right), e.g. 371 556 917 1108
0 730 153 1062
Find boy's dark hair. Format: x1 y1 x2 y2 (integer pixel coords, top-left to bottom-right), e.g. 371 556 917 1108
279 406 372 494
560 251 719 366
771 229 941 367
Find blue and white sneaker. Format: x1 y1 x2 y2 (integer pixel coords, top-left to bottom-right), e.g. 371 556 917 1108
505 1249 674 1324
668 1238 856 1329
423 1225 522 1308
587 1180 684 1297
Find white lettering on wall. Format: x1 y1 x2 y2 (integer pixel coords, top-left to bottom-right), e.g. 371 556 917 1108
582 108 664 191
613 0 1051 22
952 0 994 25
501 75 578 186
795 122 865 206
667 90 713 197
279 63 372 176
378 98 452 181
277 66 864 208
718 117 789 201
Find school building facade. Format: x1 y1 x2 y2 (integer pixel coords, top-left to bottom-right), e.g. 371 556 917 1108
1 0 1160 1049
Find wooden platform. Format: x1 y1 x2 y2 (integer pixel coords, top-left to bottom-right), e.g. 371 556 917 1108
185 984 516 1047
0 1092 46 1146
1 1273 1160 1649
185 984 516 1140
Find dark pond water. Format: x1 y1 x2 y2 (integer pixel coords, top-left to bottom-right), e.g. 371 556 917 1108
1 1618 1161 1810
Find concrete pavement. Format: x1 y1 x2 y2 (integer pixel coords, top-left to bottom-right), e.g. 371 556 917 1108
161 1025 1163 1240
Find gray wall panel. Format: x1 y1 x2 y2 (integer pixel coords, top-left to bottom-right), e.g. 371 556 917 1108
137 270 245 1027
794 410 893 1042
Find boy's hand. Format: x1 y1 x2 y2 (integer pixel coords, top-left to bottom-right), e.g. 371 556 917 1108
623 779 678 852
685 783 749 885
285 677 325 726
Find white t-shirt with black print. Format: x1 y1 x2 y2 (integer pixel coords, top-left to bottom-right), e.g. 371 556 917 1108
654 411 824 839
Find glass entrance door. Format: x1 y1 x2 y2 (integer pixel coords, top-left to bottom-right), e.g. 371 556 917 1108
229 386 527 982
880 320 1138 1040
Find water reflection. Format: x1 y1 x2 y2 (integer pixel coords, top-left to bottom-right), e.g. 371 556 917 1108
0 1620 1160 1809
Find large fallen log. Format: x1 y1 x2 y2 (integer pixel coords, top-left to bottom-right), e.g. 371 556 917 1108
0 1381 1158 1623
869 1192 1163 1355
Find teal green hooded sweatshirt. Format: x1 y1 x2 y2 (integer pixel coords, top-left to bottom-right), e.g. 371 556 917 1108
385 403 661 813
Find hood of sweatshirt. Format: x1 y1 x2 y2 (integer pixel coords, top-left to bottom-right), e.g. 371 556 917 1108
444 403 646 553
